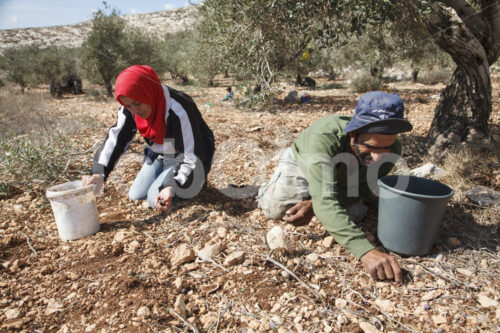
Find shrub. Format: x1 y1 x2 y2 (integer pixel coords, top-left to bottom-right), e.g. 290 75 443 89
0 133 72 197
82 4 126 97
85 88 108 102
0 45 39 93
418 68 452 85
349 73 382 93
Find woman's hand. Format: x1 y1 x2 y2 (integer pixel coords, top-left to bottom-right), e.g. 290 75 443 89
155 186 174 211
82 174 104 195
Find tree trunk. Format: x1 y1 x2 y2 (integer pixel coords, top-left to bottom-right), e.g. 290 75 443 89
411 69 419 83
105 80 113 98
426 66 491 156
423 1 500 156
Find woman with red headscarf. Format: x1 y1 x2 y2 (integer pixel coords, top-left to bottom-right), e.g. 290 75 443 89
82 65 215 211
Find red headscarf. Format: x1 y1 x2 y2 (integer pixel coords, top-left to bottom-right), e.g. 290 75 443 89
115 65 166 144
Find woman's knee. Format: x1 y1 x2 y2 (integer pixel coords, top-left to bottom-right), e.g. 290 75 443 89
128 187 147 201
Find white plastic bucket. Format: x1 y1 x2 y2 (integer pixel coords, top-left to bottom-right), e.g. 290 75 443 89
46 180 100 241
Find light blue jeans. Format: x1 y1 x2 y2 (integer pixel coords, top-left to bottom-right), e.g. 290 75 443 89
128 156 178 208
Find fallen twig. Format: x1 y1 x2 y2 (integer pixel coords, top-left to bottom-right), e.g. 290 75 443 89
214 302 229 333
69 141 101 156
345 284 419 332
408 260 479 290
22 232 37 255
64 141 101 173
170 309 199 333
196 257 230 272
264 254 325 302
143 231 156 244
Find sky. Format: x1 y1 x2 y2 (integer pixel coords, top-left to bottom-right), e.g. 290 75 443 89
0 0 197 30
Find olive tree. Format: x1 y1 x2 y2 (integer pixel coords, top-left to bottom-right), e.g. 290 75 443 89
404 0 500 153
82 4 167 96
198 0 396 101
0 45 39 93
162 31 196 83
122 26 168 76
82 5 126 97
34 47 80 85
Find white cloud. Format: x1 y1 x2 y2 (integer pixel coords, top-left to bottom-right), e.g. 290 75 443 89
11 16 19 23
164 3 175 10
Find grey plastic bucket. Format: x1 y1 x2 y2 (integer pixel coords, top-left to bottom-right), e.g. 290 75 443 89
377 175 454 256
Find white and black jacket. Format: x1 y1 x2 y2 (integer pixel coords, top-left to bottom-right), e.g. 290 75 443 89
92 84 215 190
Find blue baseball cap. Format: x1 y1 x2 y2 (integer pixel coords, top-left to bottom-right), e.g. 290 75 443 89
344 91 413 134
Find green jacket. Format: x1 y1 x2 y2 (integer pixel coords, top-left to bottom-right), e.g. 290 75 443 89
291 115 402 259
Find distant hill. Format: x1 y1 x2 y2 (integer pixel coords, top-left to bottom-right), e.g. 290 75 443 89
0 6 197 54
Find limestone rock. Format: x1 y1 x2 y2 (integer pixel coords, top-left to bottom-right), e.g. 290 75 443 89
466 185 500 207
223 251 246 266
174 295 186 319
137 306 150 318
447 237 461 247
306 253 319 262
323 236 335 248
112 230 130 244
45 298 62 315
359 321 381 333
217 227 228 238
335 298 347 308
432 315 447 325
410 163 445 178
173 277 185 292
197 243 222 261
125 240 140 254
478 294 499 308
374 299 395 312
421 290 443 301
4 308 22 320
266 226 292 252
170 244 195 266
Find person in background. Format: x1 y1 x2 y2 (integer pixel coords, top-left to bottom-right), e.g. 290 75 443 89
257 91 413 283
222 86 234 101
82 65 215 211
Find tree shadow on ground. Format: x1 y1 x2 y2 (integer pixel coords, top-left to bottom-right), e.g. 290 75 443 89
399 133 428 168
274 95 357 114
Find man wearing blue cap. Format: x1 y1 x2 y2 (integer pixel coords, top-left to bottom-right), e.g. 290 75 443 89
257 91 412 283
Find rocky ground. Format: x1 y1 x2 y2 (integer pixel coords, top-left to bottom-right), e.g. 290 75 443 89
0 76 499 332
0 6 196 54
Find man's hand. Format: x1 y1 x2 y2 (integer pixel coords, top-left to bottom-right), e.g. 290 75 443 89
282 200 314 226
155 187 174 211
82 174 104 195
360 249 403 283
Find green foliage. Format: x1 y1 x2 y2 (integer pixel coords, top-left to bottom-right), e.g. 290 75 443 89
349 73 382 93
0 133 72 194
418 68 453 85
197 0 398 103
161 31 195 83
122 26 168 75
0 45 39 92
0 45 82 95
82 4 127 97
34 46 81 86
82 3 167 96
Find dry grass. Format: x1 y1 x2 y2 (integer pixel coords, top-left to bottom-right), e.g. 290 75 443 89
0 85 53 137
